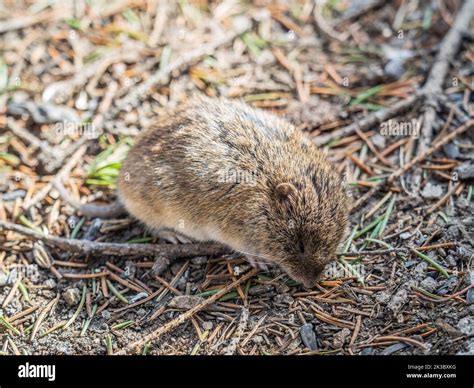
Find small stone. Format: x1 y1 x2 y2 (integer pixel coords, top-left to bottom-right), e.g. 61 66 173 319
136 308 146 317
456 340 474 355
466 271 474 286
457 317 474 336
252 335 263 344
435 318 460 336
75 91 88 110
421 182 444 199
467 289 474 305
375 290 391 304
387 288 408 313
168 295 204 310
414 262 428 276
44 279 56 289
202 321 213 331
437 276 458 295
381 342 406 355
299 323 317 351
62 288 80 306
384 59 405 79
442 142 459 159
371 134 386 149
1 189 26 201
360 347 374 355
101 310 111 320
0 270 18 287
333 328 351 348
420 276 437 293
273 294 294 305
400 232 412 240
455 162 474 181
129 292 148 303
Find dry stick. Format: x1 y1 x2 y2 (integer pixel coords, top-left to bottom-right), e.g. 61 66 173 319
352 119 474 211
417 0 474 154
426 182 462 214
339 248 405 256
115 269 258 355
6 118 54 158
388 119 474 183
372 335 428 351
30 294 60 342
0 8 62 33
313 0 349 42
314 94 420 146
39 143 86 203
148 1 169 47
0 220 232 259
411 0 474 193
114 17 251 112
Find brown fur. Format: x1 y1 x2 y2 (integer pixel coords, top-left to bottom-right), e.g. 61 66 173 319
118 96 350 287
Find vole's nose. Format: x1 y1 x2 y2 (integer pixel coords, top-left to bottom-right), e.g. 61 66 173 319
302 278 316 288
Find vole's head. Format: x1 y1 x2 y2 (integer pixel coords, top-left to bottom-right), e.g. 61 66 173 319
252 167 349 288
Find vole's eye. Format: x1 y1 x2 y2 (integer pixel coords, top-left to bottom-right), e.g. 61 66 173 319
298 240 305 254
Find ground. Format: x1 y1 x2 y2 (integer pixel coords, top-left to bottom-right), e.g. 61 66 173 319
0 0 473 355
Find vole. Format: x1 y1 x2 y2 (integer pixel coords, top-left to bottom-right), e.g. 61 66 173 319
62 96 350 287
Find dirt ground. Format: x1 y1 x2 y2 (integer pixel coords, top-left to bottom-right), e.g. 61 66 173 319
0 0 473 355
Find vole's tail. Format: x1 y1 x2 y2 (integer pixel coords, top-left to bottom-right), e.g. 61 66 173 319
53 179 126 219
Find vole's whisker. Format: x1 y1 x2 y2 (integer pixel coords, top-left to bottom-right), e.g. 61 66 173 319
233 249 275 265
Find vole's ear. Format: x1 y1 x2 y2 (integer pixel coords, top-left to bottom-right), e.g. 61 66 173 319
276 182 297 198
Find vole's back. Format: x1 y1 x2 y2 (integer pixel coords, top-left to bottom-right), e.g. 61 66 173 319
118 96 346 258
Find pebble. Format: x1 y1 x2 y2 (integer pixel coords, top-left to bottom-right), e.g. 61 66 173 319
400 232 412 240
44 279 56 289
419 276 437 293
455 162 474 181
1 189 26 201
466 289 474 305
273 294 294 305
387 288 408 313
75 91 88 111
168 295 204 310
62 288 81 306
129 292 148 303
442 142 460 159
421 182 444 199
437 276 458 295
299 323 317 351
333 328 351 348
0 270 18 287
384 59 405 79
371 134 386 149
468 271 474 286
252 335 263 344
381 342 406 355
375 290 391 304
360 347 374 355
457 317 474 336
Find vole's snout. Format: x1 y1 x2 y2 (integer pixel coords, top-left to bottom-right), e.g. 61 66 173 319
290 261 327 289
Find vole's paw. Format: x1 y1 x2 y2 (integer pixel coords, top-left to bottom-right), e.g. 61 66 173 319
246 254 269 271
153 229 192 244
